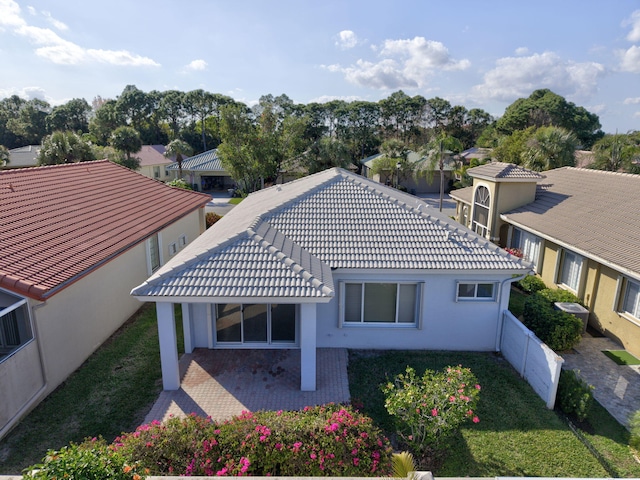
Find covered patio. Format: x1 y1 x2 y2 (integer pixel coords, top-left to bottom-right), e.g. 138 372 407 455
144 348 350 424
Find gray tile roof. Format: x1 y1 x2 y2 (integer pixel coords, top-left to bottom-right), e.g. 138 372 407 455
501 167 640 278
361 151 456 171
167 149 226 172
449 186 473 205
468 162 545 181
132 168 529 300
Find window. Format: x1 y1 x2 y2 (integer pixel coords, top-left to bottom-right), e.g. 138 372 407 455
215 303 296 344
511 228 541 270
472 186 490 237
148 234 160 273
558 250 582 292
0 300 32 361
460 205 469 227
620 278 640 320
456 282 497 301
343 282 418 325
153 166 161 179
179 234 187 248
168 242 177 256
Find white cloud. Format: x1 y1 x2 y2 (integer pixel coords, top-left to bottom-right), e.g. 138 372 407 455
472 52 605 102
26 5 35 15
41 10 68 31
515 47 529 55
624 97 640 104
0 85 47 100
618 45 640 73
185 59 208 71
0 0 159 66
328 36 469 90
623 9 640 42
309 94 362 103
336 30 359 49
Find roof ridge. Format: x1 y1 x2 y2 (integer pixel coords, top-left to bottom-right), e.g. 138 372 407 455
565 166 640 179
0 158 110 175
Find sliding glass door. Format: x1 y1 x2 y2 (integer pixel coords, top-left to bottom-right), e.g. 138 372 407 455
215 303 296 345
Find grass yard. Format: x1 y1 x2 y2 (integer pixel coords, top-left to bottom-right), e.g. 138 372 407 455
0 304 183 475
349 350 640 477
229 197 244 205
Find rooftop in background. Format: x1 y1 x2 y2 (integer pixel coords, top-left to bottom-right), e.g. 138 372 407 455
136 145 175 167
4 145 41 169
467 162 547 181
167 149 226 172
361 150 457 170
0 160 210 300
502 167 640 280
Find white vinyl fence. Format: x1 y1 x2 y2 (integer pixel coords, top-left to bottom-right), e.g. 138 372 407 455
499 310 563 409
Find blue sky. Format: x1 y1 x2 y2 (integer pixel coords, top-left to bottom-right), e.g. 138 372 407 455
1 0 639 134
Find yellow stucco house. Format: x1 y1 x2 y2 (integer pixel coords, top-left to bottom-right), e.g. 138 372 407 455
450 162 640 358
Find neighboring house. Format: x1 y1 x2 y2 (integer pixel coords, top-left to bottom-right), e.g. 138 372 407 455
360 150 457 194
132 167 530 393
0 160 210 439
2 145 41 169
167 148 234 192
450 163 640 358
458 147 493 163
136 145 175 182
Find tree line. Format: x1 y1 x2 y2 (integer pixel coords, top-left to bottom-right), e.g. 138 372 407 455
0 86 638 191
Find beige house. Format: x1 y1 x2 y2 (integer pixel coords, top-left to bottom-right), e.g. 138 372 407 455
0 160 210 439
136 145 175 182
2 145 41 169
451 163 640 358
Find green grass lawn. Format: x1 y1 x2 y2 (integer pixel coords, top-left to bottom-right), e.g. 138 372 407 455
0 304 183 475
2 304 638 477
229 197 243 205
349 350 640 477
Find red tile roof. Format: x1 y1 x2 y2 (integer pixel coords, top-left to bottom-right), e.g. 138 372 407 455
136 145 175 167
0 160 210 300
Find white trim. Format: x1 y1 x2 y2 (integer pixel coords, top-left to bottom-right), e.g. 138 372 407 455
455 281 498 302
341 281 421 326
181 303 193 354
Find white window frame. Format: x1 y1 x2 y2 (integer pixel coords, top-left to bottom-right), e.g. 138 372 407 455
153 166 161 179
168 242 177 256
618 277 640 323
472 185 490 238
340 282 422 327
178 234 187 248
214 303 298 346
147 233 162 275
0 297 33 362
456 281 498 301
556 249 583 293
510 227 542 271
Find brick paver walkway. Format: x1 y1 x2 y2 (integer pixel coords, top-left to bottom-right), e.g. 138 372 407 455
562 333 640 428
144 348 350 424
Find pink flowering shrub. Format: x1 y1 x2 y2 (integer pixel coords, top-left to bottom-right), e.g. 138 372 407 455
382 365 481 460
114 404 392 477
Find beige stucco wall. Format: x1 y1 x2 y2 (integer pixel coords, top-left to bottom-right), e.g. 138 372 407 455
0 208 205 439
534 239 640 358
139 164 172 183
492 182 537 243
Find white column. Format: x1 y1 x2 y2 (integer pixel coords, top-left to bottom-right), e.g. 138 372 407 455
299 303 317 391
181 303 193 354
157 302 180 390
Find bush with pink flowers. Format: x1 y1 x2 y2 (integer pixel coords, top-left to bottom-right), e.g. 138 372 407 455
382 365 481 463
113 404 392 477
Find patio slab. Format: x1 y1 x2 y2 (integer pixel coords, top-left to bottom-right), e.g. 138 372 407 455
144 348 350 424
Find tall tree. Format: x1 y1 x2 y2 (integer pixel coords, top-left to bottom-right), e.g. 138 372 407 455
110 126 142 169
419 133 464 211
37 131 95 165
164 139 192 179
521 126 577 171
89 99 124 145
590 133 640 172
306 137 351 174
372 139 412 187
46 98 91 133
0 145 9 167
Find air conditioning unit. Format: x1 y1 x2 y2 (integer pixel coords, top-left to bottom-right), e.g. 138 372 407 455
554 302 589 333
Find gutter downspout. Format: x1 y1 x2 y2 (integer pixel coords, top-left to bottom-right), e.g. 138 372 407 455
495 271 531 352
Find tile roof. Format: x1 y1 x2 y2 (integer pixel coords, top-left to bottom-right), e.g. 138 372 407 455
167 149 226 173
5 145 40 169
449 186 473 205
136 145 174 167
501 167 640 278
361 151 456 171
0 160 210 300
468 162 545 181
132 168 529 300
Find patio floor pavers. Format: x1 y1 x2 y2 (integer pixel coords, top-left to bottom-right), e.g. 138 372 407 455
144 348 350 424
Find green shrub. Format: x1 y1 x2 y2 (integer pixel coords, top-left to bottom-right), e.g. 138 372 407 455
381 365 480 461
24 437 146 480
517 275 547 294
538 287 583 305
115 405 392 477
630 409 640 451
166 178 193 190
206 212 222 228
522 290 583 351
557 369 594 422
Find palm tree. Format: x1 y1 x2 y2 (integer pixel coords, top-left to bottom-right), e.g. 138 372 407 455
164 139 193 179
420 133 463 212
591 133 639 172
521 126 577 171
